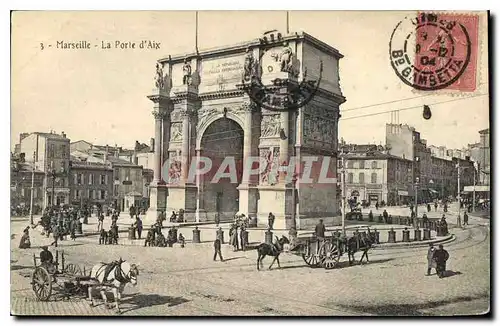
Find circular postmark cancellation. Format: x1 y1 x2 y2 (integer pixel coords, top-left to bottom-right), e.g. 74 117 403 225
389 13 472 91
240 44 323 112
242 72 322 113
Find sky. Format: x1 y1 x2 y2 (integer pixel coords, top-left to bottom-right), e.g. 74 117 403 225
11 11 489 151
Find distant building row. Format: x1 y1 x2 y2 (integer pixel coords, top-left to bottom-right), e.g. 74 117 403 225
11 131 156 212
339 124 488 205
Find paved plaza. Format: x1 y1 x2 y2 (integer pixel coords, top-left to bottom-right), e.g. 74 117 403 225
10 204 490 316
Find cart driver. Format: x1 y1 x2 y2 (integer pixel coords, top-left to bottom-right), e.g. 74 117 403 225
40 246 56 273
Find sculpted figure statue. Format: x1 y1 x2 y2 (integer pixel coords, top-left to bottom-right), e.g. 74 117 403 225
182 58 192 85
155 63 165 89
279 46 293 72
244 47 254 79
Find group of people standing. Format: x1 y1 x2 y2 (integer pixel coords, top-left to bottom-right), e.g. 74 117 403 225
32 206 86 247
426 243 450 278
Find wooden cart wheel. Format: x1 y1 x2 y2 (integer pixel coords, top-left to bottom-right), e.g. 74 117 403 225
32 267 52 301
302 253 321 267
319 241 341 269
64 263 82 276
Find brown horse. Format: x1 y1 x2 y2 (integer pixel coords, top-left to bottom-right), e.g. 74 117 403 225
256 236 290 270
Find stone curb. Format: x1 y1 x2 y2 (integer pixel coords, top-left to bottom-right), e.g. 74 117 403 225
372 234 455 249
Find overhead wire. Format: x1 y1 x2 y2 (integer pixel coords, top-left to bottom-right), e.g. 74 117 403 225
196 92 488 145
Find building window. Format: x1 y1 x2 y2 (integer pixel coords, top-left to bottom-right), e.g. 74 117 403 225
77 173 82 185
371 172 377 184
371 161 378 169
359 160 365 169
100 174 106 185
100 190 106 200
348 173 354 183
359 173 365 184
89 174 94 185
347 160 354 169
75 190 81 198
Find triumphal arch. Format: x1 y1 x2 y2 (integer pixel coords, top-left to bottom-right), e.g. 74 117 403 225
146 30 345 229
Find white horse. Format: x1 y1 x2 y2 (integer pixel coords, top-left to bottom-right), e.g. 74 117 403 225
88 259 139 313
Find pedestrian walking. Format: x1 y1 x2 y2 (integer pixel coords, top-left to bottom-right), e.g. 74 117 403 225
382 209 389 223
50 224 59 247
368 210 374 222
178 233 185 248
427 203 431 213
134 216 143 239
375 201 379 210
240 225 247 251
463 212 469 226
426 243 437 276
213 238 224 261
268 212 275 230
422 213 429 229
97 213 104 232
433 244 450 278
434 201 438 212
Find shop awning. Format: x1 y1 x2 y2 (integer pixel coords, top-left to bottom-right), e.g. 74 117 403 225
463 185 490 192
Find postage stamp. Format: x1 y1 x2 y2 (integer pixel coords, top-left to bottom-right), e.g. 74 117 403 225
389 12 479 92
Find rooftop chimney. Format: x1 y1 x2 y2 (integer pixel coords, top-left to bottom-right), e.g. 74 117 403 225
114 144 119 158
104 144 108 164
61 131 66 138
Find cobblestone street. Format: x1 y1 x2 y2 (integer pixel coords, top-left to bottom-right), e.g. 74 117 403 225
10 206 490 316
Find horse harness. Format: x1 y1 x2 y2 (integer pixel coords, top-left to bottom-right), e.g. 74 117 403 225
97 261 133 286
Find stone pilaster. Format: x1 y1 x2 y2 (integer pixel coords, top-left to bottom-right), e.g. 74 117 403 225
181 110 190 184
238 101 258 219
145 90 170 226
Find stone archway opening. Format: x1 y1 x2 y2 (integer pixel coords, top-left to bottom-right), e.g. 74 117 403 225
200 117 244 221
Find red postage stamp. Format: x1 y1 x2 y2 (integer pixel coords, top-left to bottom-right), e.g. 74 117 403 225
390 12 480 92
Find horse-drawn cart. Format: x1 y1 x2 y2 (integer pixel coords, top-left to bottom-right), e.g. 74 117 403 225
31 250 92 301
290 235 344 269
289 229 376 269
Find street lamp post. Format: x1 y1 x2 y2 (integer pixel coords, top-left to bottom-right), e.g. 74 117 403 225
473 161 478 213
29 152 36 225
457 161 462 228
339 148 347 236
414 177 419 229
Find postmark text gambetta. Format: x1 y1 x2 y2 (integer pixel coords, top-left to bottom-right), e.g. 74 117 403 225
40 40 162 50
389 12 473 91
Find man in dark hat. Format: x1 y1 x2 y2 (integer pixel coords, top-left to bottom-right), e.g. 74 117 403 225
40 246 54 264
40 245 56 273
433 244 450 278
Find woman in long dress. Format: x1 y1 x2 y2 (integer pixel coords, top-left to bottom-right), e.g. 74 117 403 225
18 229 31 249
230 224 239 251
